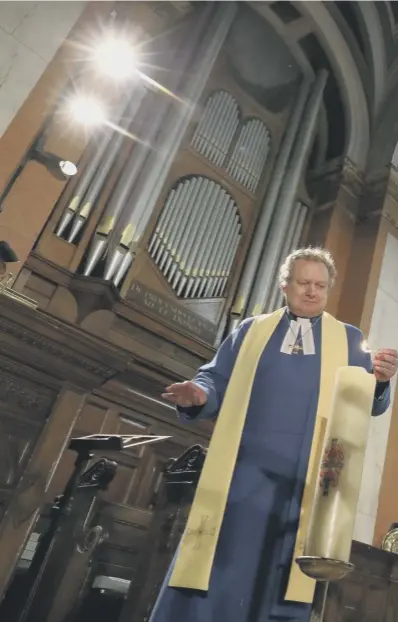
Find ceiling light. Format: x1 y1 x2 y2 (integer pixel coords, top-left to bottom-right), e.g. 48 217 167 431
30 150 78 181
92 37 137 80
67 95 106 126
59 160 78 177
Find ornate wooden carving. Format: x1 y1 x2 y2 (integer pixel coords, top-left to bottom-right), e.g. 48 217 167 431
120 445 206 622
324 541 398 622
5 458 117 622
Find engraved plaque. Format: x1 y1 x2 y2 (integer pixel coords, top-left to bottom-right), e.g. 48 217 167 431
128 282 217 343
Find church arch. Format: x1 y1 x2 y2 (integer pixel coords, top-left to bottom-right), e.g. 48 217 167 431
354 1 387 116
148 176 241 299
297 0 370 170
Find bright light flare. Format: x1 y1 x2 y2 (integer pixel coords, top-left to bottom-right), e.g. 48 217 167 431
361 340 371 353
66 95 106 126
92 37 137 80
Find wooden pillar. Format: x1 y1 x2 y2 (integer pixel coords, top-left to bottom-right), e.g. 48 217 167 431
0 385 86 599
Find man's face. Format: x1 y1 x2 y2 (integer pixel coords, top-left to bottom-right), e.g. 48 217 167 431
281 259 330 317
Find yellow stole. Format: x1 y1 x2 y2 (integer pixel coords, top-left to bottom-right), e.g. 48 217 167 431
169 309 348 604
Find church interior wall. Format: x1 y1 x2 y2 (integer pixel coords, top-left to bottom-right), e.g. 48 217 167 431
354 229 398 544
0 1 86 138
0 1 112 281
368 182 398 546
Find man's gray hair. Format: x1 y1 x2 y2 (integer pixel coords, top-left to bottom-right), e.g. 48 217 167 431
279 247 337 287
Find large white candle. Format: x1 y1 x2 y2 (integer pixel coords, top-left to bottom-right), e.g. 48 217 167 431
305 366 375 565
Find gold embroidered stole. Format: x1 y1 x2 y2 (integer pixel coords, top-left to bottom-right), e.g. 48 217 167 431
169 310 348 604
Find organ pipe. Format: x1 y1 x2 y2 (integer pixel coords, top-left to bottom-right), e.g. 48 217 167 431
191 90 240 168
266 201 302 311
247 70 328 316
55 27 148 240
148 176 241 299
107 1 239 287
227 118 270 193
67 89 146 245
83 2 218 279
229 79 311 322
272 202 308 311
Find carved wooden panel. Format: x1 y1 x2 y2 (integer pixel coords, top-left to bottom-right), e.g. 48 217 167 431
324 542 398 622
95 503 152 581
47 394 198 511
0 422 34 488
0 359 56 515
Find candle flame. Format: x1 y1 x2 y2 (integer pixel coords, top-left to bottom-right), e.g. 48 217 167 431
361 340 371 353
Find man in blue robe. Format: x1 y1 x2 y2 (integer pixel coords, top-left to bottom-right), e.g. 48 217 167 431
151 247 397 622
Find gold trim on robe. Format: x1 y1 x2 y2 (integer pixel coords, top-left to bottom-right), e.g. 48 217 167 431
169 309 348 605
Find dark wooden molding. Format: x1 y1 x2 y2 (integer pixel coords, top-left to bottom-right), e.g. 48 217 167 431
0 294 131 391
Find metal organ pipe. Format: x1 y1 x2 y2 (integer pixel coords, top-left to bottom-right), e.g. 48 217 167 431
247 69 328 316
182 191 230 298
273 202 308 311
166 182 212 285
158 180 196 273
267 201 302 312
83 2 216 278
55 27 148 240
203 208 238 298
106 1 239 287
227 119 271 193
188 190 230 298
229 79 311 322
191 91 240 168
172 184 226 293
55 94 135 239
68 88 147 247
214 99 240 168
148 176 241 299
147 188 177 258
216 223 241 297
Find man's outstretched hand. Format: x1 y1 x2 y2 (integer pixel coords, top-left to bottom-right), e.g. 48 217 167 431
373 348 398 383
161 381 208 407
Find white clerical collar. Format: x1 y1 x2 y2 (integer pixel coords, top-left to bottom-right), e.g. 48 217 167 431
285 308 322 323
281 312 318 356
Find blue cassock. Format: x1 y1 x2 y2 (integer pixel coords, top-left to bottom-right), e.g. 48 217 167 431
149 314 390 622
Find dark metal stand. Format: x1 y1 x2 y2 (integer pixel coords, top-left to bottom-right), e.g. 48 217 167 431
310 582 329 622
15 434 169 622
